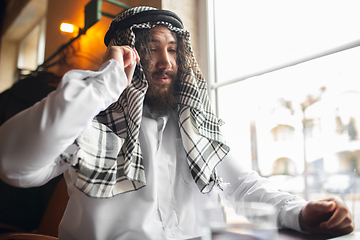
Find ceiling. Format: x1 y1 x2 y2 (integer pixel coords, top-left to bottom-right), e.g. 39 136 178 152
2 0 47 42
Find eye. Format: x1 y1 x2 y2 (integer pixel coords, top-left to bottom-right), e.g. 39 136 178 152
168 48 177 53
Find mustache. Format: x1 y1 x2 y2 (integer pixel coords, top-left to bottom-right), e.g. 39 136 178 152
151 70 176 80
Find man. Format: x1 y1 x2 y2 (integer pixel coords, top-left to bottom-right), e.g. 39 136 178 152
0 6 354 240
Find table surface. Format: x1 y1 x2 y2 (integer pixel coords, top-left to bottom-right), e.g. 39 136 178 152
190 230 359 240
278 229 359 240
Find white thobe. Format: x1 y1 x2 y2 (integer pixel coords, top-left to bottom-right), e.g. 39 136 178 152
0 60 307 240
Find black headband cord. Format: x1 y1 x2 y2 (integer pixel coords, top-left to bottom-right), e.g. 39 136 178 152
104 9 183 46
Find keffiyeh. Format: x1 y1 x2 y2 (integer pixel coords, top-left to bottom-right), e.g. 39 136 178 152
67 6 230 198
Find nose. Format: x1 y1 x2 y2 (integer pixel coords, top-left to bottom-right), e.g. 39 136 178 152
155 50 172 70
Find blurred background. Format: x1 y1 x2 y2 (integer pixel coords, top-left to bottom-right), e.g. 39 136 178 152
0 0 360 235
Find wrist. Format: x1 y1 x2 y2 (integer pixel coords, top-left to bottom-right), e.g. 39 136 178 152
299 208 309 232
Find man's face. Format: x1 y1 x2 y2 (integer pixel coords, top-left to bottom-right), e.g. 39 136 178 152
148 26 178 93
144 26 179 112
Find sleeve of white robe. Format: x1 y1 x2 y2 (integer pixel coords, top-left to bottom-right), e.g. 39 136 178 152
216 149 308 232
0 60 127 188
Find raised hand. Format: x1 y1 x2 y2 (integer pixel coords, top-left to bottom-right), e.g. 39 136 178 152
103 45 140 86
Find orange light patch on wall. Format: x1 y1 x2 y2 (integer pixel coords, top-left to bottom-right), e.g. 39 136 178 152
77 16 111 70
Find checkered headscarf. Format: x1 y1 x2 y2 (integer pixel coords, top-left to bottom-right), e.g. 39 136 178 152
68 6 230 198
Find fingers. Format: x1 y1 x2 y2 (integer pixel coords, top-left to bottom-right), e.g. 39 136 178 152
322 198 354 235
299 201 333 232
103 46 140 69
326 203 346 227
122 47 140 68
308 199 336 213
102 46 140 88
320 219 354 236
124 62 136 84
301 197 354 236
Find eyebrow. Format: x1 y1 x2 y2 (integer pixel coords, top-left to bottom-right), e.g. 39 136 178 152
150 38 177 45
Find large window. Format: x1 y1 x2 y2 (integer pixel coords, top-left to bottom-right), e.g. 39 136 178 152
209 0 360 228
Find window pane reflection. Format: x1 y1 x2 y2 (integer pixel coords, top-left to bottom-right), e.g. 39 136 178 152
217 47 360 224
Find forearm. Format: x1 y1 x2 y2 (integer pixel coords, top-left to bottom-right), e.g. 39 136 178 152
217 152 307 231
0 60 127 187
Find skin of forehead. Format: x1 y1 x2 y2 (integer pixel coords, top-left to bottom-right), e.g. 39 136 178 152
149 26 177 43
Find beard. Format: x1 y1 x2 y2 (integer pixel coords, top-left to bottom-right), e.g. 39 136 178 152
144 69 178 114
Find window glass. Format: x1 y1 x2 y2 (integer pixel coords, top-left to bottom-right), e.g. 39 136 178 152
218 46 360 177
212 0 360 228
213 0 360 84
18 17 46 76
